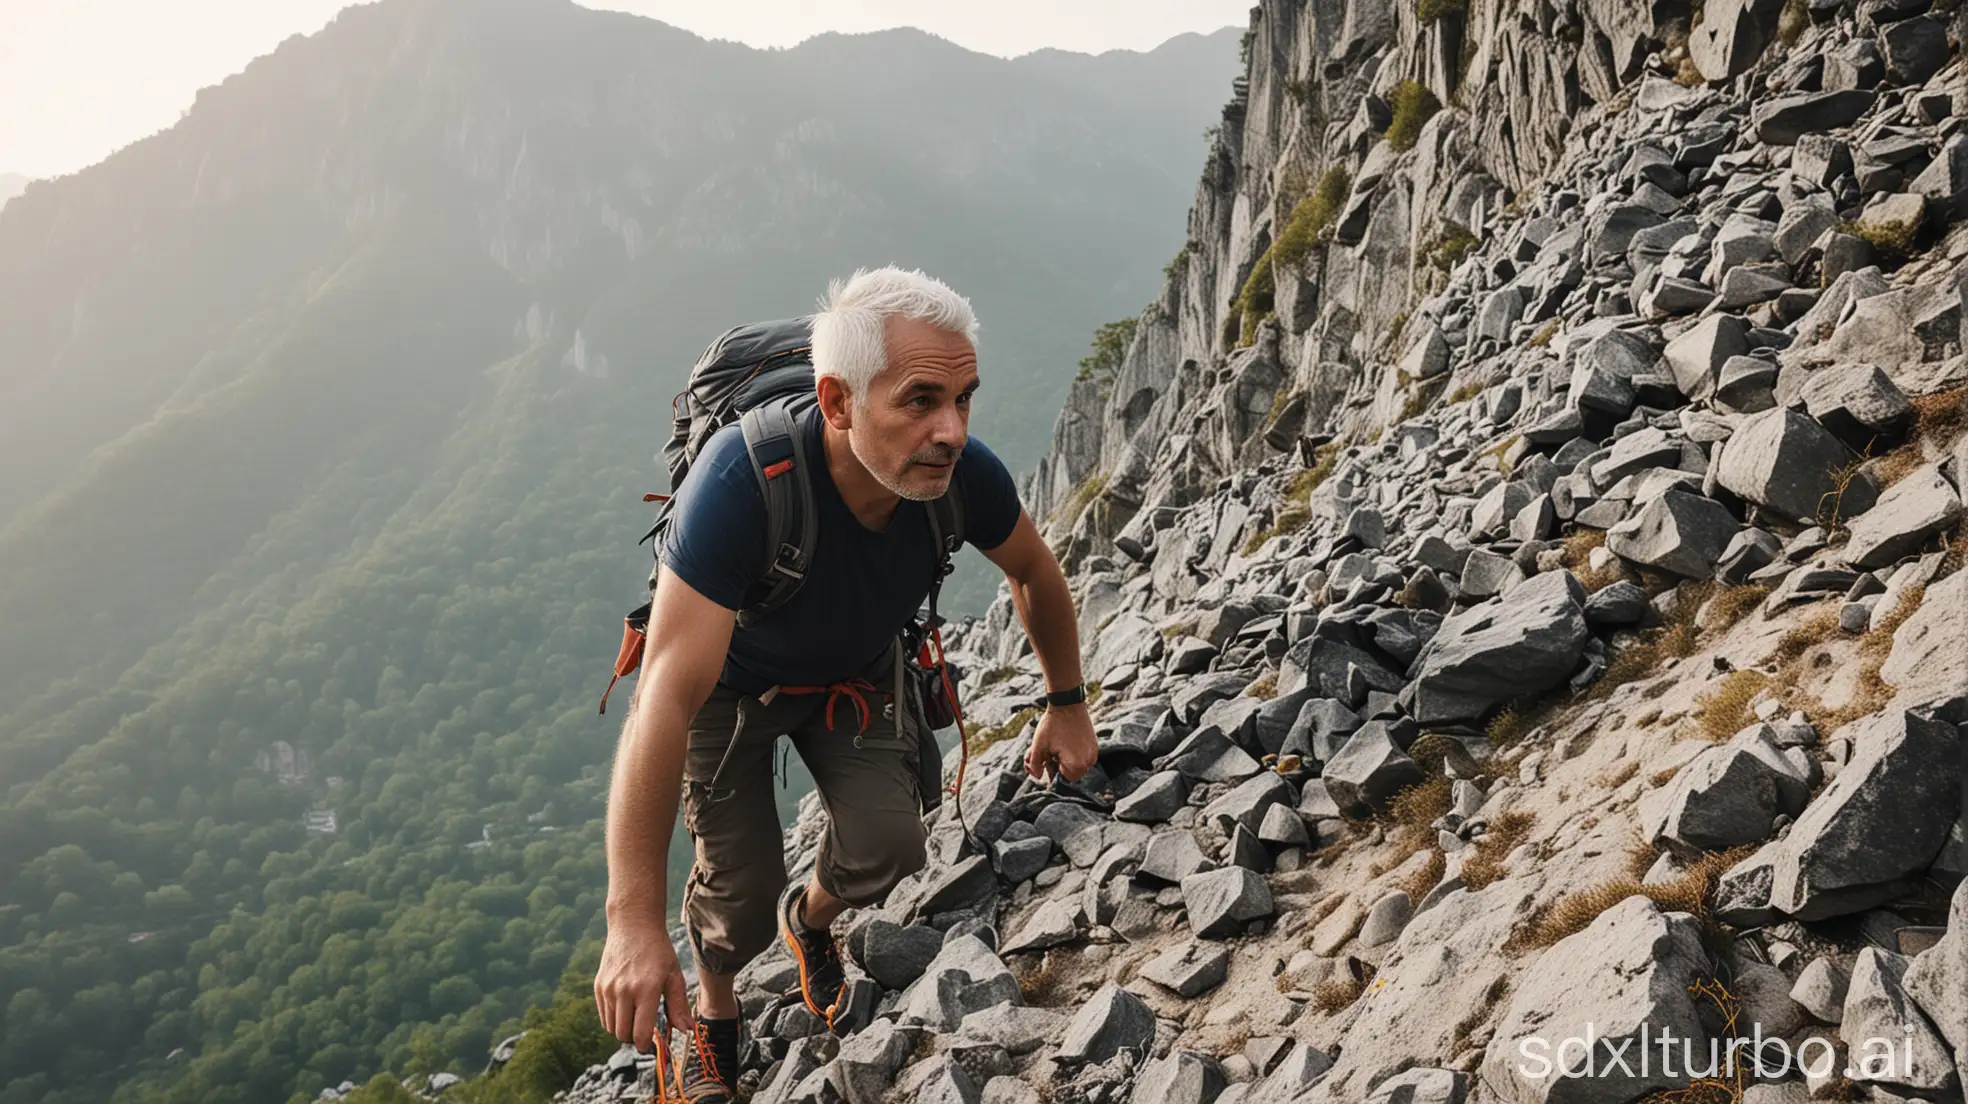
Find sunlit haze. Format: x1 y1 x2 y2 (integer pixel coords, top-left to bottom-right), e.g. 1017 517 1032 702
0 0 1249 179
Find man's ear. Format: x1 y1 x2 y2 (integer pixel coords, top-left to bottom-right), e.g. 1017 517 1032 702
816 374 855 431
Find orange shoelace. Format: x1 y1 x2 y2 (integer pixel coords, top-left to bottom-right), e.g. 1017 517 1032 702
776 677 884 735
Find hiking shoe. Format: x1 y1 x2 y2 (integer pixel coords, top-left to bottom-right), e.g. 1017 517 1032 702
679 1015 741 1104
779 882 846 1023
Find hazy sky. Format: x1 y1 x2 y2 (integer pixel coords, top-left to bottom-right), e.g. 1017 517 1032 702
0 0 1250 180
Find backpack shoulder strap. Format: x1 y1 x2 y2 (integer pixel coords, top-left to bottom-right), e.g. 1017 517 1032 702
737 397 819 626
922 478 966 625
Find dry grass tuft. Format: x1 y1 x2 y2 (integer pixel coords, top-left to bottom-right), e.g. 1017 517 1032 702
1702 585 1770 631
1485 703 1551 748
1773 584 1925 731
1690 669 1769 742
1507 847 1750 953
1446 379 1486 404
1245 671 1279 700
1526 319 1561 348
1563 529 1627 591
1460 811 1537 891
1312 975 1367 1013
1625 837 1661 880
1396 847 1448 904
1594 758 1641 790
1387 775 1454 832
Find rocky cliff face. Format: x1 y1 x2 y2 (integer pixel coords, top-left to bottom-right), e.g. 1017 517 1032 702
528 1 1968 1103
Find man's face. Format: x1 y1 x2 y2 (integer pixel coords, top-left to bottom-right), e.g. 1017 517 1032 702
839 316 978 501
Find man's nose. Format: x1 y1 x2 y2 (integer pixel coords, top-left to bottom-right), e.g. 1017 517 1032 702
930 405 967 451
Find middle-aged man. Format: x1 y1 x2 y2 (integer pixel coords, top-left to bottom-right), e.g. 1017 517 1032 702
594 267 1098 1103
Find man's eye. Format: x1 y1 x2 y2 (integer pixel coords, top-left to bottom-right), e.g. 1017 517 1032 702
912 396 934 408
957 392 974 406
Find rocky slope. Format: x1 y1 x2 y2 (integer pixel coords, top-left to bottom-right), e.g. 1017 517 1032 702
528 0 1968 1102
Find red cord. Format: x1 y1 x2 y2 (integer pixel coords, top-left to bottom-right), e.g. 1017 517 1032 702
930 623 969 802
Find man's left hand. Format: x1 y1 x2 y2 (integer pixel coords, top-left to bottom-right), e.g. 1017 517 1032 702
1025 704 1097 782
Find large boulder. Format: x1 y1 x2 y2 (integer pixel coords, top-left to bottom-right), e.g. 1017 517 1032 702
1405 570 1591 724
1905 878 1968 1066
1880 569 1968 704
1663 314 1750 402
1842 947 1959 1097
1644 725 1812 853
1481 896 1713 1103
1752 90 1877 144
1322 722 1426 814
1180 866 1275 938
1606 489 1738 578
1687 0 1786 80
1744 710 1963 920
1058 983 1155 1065
1840 464 1963 569
895 934 1022 1031
1712 408 1870 524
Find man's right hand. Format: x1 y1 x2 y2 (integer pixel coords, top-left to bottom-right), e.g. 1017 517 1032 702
594 917 694 1051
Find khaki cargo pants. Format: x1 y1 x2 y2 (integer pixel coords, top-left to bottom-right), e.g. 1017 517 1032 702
682 636 928 977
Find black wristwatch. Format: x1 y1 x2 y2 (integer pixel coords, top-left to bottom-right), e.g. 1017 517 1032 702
1040 684 1087 709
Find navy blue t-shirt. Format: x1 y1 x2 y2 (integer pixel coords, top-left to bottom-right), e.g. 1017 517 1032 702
659 411 1022 693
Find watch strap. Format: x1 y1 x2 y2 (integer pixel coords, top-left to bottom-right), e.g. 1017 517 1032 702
1041 684 1086 708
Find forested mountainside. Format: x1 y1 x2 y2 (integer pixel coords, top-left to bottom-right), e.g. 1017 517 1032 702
0 3 1240 1102
394 0 1968 1101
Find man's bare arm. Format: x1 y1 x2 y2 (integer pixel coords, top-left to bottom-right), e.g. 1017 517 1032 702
595 564 734 1047
981 510 1097 780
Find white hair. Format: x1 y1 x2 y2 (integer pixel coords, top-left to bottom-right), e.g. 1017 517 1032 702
811 266 979 407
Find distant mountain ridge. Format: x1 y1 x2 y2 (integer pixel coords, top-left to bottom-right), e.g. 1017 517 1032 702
0 3 1238 1102
0 174 24 209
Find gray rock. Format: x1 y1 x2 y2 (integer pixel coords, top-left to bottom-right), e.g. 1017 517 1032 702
860 920 948 991
1754 710 1964 920
1180 866 1275 938
1583 580 1649 627
1257 802 1309 847
1843 947 1958 1096
1322 721 1426 814
952 1004 1065 1058
1138 940 1231 998
1801 363 1911 447
1688 0 1786 80
1201 772 1292 836
1164 725 1260 783
1840 464 1963 569
1136 830 1214 887
1365 1068 1467 1104
1034 803 1107 868
1172 671 1247 724
1878 14 1949 83
1789 956 1851 1024
1713 408 1867 524
1606 489 1738 579
1753 90 1877 145
916 855 998 919
995 835 1053 884
1911 133 1968 220
1571 330 1655 415
1358 891 1414 948
1880 570 1968 704
1405 570 1591 724
1131 1053 1225 1104
1469 480 1538 540
1481 897 1713 1103
896 935 1022 1031
1167 636 1217 676
1718 527 1782 584
1905 877 1968 1063
1460 547 1526 600
1001 899 1078 954
1663 314 1750 402
1115 770 1190 824
1058 983 1155 1065
836 1019 914 1104
1649 726 1811 853
911 1057 981 1104
1715 354 1779 414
